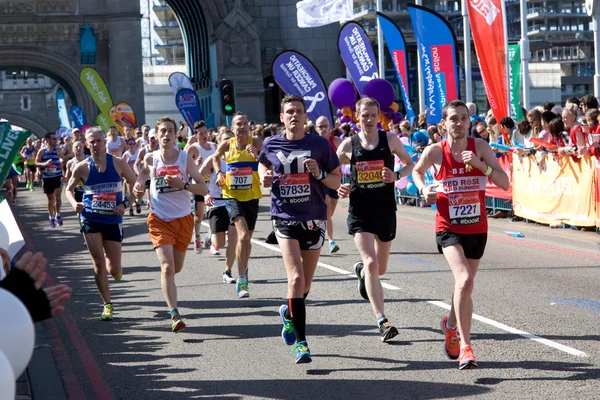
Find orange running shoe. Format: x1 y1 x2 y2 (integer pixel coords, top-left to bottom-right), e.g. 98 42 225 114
458 344 478 370
440 316 460 360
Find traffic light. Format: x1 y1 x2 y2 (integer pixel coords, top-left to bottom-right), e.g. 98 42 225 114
219 79 236 116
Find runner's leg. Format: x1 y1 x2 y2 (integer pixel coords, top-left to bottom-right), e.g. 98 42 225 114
156 244 178 310
325 196 337 242
233 217 251 277
103 240 122 280
85 232 111 304
354 232 386 317
279 237 307 342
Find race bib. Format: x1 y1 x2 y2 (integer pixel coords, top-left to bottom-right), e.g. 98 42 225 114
356 160 384 189
45 164 59 175
26 154 35 161
92 192 117 214
279 173 311 202
154 165 183 193
229 167 253 190
109 149 119 157
203 174 211 184
448 192 481 225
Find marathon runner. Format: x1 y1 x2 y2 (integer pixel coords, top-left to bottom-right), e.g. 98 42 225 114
35 132 64 228
213 112 263 298
106 127 125 158
134 116 208 332
258 95 341 364
65 127 138 320
122 137 141 216
199 130 238 281
412 100 509 369
20 137 37 191
135 129 160 209
65 141 87 245
185 121 216 254
4 165 20 205
337 97 414 342
315 115 342 253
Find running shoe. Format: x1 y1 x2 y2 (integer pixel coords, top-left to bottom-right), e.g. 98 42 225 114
203 232 212 249
101 304 113 320
135 202 141 214
353 261 369 300
113 269 123 281
440 316 460 360
171 313 186 333
329 241 340 254
12 199 16 206
379 321 399 342
210 245 221 256
194 239 203 254
129 207 134 216
290 341 312 364
237 279 249 298
30 186 34 192
49 218 56 228
279 304 296 345
222 270 236 284
458 345 478 370
55 215 63 227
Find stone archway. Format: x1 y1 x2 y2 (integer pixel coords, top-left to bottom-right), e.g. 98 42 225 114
0 46 96 121
2 112 47 138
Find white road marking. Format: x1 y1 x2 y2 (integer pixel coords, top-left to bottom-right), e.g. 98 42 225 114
202 222 588 358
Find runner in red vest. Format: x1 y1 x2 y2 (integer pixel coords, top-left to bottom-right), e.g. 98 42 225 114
413 100 509 370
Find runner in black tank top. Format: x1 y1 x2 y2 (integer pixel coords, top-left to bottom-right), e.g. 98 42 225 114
337 97 414 342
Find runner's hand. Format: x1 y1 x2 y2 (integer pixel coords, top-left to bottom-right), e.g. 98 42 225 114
381 167 395 183
461 151 484 171
14 252 47 290
205 194 214 207
262 170 273 188
216 172 226 187
0 248 10 274
246 145 258 159
44 285 72 317
74 202 84 214
195 155 203 166
133 181 145 197
114 203 126 216
303 158 320 177
165 175 185 189
422 183 439 205
338 183 350 198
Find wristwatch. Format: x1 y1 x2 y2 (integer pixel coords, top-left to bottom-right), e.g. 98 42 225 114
183 182 190 190
396 171 402 180
121 198 131 208
316 170 328 180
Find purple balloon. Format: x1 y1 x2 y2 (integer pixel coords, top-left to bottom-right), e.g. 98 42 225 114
336 109 343 117
363 79 395 109
392 112 403 124
328 78 357 109
340 115 351 123
377 122 383 130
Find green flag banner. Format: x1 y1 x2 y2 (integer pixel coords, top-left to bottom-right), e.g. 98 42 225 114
0 124 30 183
80 67 113 115
96 113 111 133
508 44 524 121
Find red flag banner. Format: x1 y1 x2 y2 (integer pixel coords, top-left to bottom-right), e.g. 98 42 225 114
467 0 508 124
485 154 512 200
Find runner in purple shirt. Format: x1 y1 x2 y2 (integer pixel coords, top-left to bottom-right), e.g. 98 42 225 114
258 95 341 364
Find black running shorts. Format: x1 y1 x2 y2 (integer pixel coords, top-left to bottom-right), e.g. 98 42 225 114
347 212 396 242
80 220 124 243
42 176 62 194
435 231 487 260
327 187 339 200
272 218 326 251
207 206 232 233
224 198 259 231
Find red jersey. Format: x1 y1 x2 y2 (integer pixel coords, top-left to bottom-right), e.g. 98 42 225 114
328 135 338 151
568 125 587 147
434 138 487 234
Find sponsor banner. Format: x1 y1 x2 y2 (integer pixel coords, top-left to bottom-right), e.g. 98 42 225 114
0 124 30 184
168 72 194 96
69 105 87 129
116 103 136 128
296 0 353 28
109 105 125 136
80 67 113 115
467 0 509 126
338 22 379 95
175 88 203 128
512 154 596 226
96 113 111 133
508 43 524 121
408 4 460 125
272 50 333 127
485 153 512 200
376 12 416 125
56 88 71 128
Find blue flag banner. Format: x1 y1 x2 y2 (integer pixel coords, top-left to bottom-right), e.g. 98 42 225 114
408 4 460 125
376 12 416 125
175 88 203 128
69 106 87 129
56 88 71 128
169 72 194 96
337 22 379 95
272 50 333 127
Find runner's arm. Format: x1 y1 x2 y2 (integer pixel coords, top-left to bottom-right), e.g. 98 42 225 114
135 152 152 191
336 138 352 165
413 144 441 200
212 140 229 175
65 163 85 212
134 148 145 175
476 139 510 190
319 165 341 190
185 154 208 196
388 132 414 178
199 154 215 176
113 156 138 188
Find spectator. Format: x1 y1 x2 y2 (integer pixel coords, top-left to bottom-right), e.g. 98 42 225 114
580 94 598 114
427 125 442 143
261 127 272 139
473 121 489 142
340 123 352 139
527 109 542 137
513 120 532 147
562 103 586 151
542 101 555 112
539 111 556 142
551 105 563 116
499 117 515 145
466 102 485 137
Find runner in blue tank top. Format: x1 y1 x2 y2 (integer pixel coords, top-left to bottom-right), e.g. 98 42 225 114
258 95 341 364
35 132 64 228
66 127 138 321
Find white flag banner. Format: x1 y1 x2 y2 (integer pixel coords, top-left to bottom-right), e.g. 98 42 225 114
296 0 353 28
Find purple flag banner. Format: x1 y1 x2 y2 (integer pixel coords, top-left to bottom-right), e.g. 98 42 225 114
337 21 379 95
272 50 333 127
175 88 203 128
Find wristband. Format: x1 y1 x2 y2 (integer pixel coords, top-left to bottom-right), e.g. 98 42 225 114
183 182 190 190
396 171 402 180
419 186 424 196
121 198 131 208
484 166 493 176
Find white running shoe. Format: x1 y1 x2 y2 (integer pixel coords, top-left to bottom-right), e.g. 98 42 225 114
222 270 236 284
194 239 203 254
210 246 221 256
